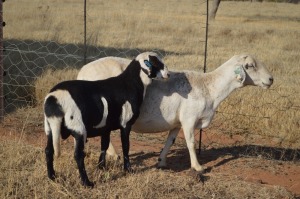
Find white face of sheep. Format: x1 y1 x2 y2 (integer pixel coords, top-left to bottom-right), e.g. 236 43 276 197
137 52 170 79
235 55 274 89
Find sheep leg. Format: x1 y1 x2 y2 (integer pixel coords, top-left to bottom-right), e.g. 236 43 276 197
45 133 55 180
182 121 204 173
98 132 111 169
157 128 180 169
120 126 133 172
74 134 94 187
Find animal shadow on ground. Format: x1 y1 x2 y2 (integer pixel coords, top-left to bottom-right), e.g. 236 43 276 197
130 145 300 174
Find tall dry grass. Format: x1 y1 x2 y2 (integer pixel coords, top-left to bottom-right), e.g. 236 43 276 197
0 136 294 198
1 1 299 197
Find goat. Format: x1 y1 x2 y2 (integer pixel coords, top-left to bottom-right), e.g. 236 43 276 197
77 54 274 173
44 52 170 187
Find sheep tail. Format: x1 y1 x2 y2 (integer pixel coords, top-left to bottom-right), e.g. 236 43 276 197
52 119 61 157
45 117 62 157
44 94 65 158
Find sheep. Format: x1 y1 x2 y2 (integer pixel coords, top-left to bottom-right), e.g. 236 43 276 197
44 52 170 187
77 54 274 173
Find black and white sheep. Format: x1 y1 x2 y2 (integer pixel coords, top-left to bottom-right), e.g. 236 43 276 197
77 54 274 173
44 52 170 187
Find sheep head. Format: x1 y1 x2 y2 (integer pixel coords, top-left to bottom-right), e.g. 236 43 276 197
236 55 273 89
136 52 170 79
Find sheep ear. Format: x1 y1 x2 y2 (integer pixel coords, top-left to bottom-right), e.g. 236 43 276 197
234 66 246 83
243 55 256 69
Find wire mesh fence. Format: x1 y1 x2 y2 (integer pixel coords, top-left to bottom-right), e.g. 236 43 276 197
1 0 299 161
2 0 207 112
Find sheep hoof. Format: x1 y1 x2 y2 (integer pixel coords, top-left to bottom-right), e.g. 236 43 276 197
82 180 94 188
47 172 56 181
188 169 209 184
49 175 55 181
125 167 134 173
198 173 210 184
98 154 106 170
98 162 106 170
124 163 134 173
98 165 106 170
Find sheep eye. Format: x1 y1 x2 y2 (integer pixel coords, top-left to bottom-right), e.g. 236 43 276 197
245 63 254 70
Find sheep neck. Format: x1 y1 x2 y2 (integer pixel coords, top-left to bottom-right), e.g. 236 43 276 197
204 63 242 110
139 71 152 98
139 70 152 87
121 60 152 99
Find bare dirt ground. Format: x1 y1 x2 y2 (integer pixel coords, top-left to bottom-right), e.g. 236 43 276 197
1 125 299 197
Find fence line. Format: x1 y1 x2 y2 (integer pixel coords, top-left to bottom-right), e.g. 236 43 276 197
2 0 208 114
1 1 299 156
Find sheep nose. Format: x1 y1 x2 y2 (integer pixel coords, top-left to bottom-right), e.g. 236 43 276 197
269 77 274 83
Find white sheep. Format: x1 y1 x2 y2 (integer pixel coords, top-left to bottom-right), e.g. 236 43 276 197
44 52 170 187
77 54 274 173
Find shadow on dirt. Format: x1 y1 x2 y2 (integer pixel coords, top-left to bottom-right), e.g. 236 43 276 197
130 145 300 172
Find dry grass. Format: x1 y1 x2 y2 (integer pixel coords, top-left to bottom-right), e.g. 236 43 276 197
34 69 78 106
0 135 295 199
205 2 300 145
1 0 300 198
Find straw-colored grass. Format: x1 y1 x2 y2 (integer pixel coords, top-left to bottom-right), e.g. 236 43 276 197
0 135 294 198
1 0 300 198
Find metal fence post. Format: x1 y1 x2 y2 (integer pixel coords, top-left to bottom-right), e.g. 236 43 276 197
199 0 209 155
83 0 87 65
0 0 4 121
